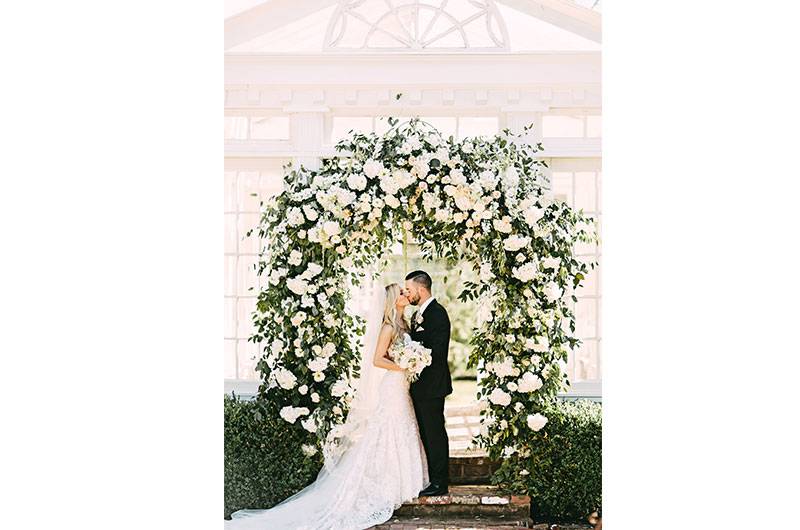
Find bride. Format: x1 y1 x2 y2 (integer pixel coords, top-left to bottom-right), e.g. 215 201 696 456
226 283 429 530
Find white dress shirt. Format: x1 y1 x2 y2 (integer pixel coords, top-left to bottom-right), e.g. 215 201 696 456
416 297 436 324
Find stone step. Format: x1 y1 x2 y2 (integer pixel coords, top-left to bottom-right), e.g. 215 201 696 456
449 453 500 485
394 485 530 518
371 514 534 529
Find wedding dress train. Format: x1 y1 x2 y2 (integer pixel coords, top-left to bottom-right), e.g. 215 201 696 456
226 343 429 530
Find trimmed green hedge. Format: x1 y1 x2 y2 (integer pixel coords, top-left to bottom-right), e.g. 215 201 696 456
224 394 322 519
492 399 602 522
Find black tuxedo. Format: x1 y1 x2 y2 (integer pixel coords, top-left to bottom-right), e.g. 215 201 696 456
409 298 452 486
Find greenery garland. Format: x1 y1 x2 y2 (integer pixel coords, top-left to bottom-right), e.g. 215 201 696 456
248 117 598 468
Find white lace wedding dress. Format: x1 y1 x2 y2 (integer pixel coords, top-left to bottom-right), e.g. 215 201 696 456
226 333 429 530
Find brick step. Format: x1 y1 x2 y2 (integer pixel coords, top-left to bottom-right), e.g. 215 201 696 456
371 514 534 529
449 453 500 485
394 485 530 518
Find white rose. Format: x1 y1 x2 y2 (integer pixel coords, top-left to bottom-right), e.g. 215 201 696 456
288 250 303 266
274 367 297 390
492 217 513 233
308 356 329 373
322 221 341 237
331 379 348 397
384 195 400 208
290 311 307 326
507 381 519 392
313 371 325 382
523 206 544 227
527 413 548 431
311 392 320 403
287 207 304 227
302 204 319 221
298 384 308 395
301 417 317 433
544 282 562 303
363 159 383 179
488 387 512 407
517 372 543 393
286 277 309 296
503 234 531 252
512 262 538 283
301 444 318 456
542 256 560 270
346 173 367 191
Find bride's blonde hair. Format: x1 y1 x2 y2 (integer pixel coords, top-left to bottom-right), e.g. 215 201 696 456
382 283 409 343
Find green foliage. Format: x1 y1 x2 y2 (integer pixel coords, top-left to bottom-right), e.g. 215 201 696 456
249 116 598 459
224 394 322 519
491 399 602 522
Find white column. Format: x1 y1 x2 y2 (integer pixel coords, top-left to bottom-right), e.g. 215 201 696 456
285 105 328 171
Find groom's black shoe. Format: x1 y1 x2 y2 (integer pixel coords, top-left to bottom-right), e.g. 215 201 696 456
418 483 448 497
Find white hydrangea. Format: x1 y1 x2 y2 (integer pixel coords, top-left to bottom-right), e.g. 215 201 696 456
479 170 498 190
502 166 520 190
301 444 318 456
503 234 531 252
527 413 548 431
488 387 512 406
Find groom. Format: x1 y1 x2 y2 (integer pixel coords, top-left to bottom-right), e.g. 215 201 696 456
404 270 453 497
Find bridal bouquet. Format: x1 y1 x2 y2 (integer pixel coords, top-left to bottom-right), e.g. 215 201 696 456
390 338 432 383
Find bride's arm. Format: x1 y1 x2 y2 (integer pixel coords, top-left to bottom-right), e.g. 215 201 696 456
373 325 404 372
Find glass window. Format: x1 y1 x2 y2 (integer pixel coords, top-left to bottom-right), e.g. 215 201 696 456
249 116 290 140
458 117 499 139
542 115 584 137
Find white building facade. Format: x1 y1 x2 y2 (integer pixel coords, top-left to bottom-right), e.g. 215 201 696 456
224 0 601 397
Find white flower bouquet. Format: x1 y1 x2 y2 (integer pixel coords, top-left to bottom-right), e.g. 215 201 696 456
389 337 433 383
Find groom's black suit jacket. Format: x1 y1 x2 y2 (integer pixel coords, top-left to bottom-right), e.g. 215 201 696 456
409 299 453 400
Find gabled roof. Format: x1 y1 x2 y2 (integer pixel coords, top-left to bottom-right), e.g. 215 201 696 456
225 0 601 53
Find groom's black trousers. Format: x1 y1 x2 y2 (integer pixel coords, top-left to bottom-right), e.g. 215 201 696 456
412 396 449 486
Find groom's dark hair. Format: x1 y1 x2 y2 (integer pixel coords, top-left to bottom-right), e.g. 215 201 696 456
405 270 432 292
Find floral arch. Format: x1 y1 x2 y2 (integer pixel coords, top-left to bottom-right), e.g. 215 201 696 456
249 117 597 464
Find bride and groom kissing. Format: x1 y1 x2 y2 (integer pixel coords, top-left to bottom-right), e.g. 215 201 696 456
226 270 453 530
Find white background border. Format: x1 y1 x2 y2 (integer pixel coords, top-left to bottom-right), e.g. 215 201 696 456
2 1 800 529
